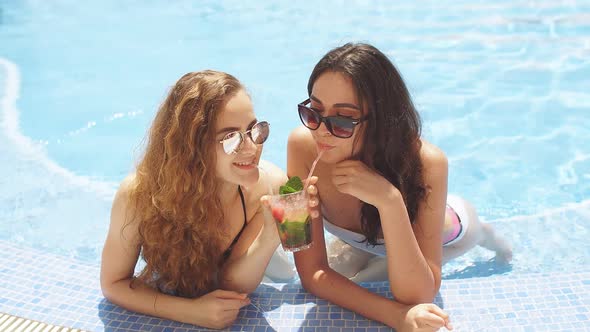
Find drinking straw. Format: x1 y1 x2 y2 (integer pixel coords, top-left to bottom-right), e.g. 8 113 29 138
303 149 325 190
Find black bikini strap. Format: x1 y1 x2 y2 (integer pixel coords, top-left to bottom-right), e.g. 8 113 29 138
238 185 247 224
223 186 248 259
234 186 247 239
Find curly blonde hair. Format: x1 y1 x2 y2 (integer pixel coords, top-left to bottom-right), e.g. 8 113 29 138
128 70 244 298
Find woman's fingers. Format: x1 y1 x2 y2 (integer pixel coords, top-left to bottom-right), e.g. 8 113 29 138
306 179 319 207
212 289 248 300
332 175 355 196
221 297 251 311
331 166 357 177
307 184 317 196
331 165 367 186
308 175 318 186
334 183 353 196
301 176 321 218
419 312 446 328
332 173 353 186
333 160 362 169
426 304 447 316
427 304 450 320
306 182 321 219
260 195 270 207
445 321 454 330
308 196 319 207
425 304 452 330
303 176 319 190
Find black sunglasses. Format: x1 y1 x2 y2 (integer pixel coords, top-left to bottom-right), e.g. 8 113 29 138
297 99 368 138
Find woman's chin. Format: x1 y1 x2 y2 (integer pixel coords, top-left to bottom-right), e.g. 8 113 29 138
235 170 260 187
317 150 346 164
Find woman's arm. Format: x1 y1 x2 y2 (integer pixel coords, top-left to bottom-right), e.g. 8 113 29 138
100 176 250 329
287 127 425 330
220 162 287 293
377 143 448 303
293 204 410 328
330 144 448 304
219 207 280 293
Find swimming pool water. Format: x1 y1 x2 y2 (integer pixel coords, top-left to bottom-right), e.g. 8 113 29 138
1 0 589 279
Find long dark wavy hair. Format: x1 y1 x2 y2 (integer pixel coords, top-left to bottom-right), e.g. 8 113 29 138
308 43 428 245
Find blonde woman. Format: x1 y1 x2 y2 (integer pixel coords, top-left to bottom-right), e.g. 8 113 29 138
100 70 288 329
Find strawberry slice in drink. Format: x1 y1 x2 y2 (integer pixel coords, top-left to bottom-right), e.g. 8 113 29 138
271 206 285 223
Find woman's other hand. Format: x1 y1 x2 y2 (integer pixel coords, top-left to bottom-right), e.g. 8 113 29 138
332 160 399 209
189 289 251 329
306 176 320 220
398 303 453 332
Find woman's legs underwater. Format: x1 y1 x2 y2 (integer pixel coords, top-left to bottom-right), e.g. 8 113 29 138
326 197 513 283
442 197 512 264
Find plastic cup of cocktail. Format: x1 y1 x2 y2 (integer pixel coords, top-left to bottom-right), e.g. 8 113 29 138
267 190 312 252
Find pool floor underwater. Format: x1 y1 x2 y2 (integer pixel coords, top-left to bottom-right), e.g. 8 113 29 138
0 240 589 332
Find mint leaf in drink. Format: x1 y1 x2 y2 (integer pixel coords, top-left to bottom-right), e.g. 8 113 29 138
286 176 303 191
279 185 297 195
279 176 304 195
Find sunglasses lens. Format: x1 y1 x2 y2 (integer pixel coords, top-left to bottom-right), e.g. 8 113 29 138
251 122 270 144
329 117 355 138
298 106 320 129
222 132 242 154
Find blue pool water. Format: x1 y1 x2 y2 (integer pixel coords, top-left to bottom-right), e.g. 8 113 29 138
1 1 589 280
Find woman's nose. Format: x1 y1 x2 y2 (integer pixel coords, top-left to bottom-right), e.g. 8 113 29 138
240 133 258 154
316 121 332 137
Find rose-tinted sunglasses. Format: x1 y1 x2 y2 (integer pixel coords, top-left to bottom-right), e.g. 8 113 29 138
218 121 270 154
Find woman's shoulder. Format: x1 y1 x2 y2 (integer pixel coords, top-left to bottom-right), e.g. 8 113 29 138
116 173 137 199
419 140 447 164
111 173 139 215
110 173 140 240
419 140 448 178
288 125 315 155
256 160 288 194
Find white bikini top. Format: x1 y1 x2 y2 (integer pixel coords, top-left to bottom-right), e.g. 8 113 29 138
322 194 468 256
322 216 387 256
